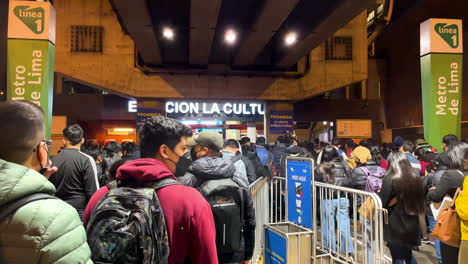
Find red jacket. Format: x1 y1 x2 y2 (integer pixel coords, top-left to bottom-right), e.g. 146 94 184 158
83 158 218 264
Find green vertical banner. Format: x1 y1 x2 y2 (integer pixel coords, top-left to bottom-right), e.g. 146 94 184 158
420 19 463 151
7 1 56 139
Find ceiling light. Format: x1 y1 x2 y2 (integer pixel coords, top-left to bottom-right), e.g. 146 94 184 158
285 32 298 46
323 121 327 125
113 128 135 132
224 29 237 45
163 27 174 40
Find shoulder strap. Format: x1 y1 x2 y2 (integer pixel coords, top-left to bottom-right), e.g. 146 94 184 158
240 187 244 226
106 180 118 189
360 166 371 176
154 177 182 190
0 193 58 222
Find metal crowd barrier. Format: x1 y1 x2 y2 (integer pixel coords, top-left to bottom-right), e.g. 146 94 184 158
249 177 270 264
314 182 390 264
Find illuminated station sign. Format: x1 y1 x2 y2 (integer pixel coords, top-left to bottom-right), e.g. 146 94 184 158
166 100 265 121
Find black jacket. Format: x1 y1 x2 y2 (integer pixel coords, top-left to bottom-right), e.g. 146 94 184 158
271 144 288 173
427 169 467 202
379 175 420 247
279 145 313 177
240 155 257 184
317 158 352 187
50 148 99 218
179 157 256 262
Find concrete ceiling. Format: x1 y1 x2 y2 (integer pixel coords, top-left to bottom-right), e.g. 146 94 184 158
111 0 374 74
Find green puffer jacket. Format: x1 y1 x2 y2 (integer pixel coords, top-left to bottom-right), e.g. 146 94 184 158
0 159 93 264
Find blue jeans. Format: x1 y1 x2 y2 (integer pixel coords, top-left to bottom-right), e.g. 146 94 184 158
361 217 375 264
321 198 354 253
428 215 442 264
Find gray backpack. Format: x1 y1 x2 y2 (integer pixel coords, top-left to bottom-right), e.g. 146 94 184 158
86 178 180 264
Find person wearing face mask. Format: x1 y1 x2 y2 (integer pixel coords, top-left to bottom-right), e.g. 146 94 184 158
84 116 218 264
49 124 99 220
0 101 93 263
180 131 256 264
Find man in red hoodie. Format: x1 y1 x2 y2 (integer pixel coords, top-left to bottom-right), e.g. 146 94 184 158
83 116 218 264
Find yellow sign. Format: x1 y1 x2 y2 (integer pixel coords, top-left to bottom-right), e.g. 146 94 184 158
8 1 56 43
336 119 372 138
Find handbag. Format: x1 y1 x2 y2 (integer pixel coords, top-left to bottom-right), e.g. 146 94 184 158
432 188 462 248
358 197 376 220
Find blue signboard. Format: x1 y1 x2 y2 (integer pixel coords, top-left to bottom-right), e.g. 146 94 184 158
136 108 161 132
265 228 287 264
270 110 293 135
287 159 313 229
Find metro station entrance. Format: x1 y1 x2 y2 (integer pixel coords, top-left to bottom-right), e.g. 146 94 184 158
165 100 266 140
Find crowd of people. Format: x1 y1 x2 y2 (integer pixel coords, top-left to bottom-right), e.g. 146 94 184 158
2 100 468 264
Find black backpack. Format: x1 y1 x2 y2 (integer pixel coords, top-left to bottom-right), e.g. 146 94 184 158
198 178 244 253
86 178 180 264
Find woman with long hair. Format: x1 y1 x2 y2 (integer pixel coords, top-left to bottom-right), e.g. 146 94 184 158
379 152 425 263
317 145 354 255
428 142 468 264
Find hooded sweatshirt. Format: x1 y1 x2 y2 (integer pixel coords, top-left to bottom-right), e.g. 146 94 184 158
181 157 256 263
83 158 218 264
279 145 313 177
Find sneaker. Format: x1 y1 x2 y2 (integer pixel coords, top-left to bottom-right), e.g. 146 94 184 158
421 238 435 245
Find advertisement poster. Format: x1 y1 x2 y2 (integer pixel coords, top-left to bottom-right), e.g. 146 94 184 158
265 228 287 264
287 159 313 229
270 111 293 135
136 108 161 132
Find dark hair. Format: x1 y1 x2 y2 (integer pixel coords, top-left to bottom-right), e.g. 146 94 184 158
443 134 459 147
240 137 251 145
401 140 415 152
0 101 44 164
322 145 339 163
83 143 101 162
63 124 84 146
256 137 266 144
359 140 369 148
224 139 240 149
369 145 383 166
420 152 438 172
386 152 425 215
319 162 336 184
140 116 192 158
105 141 122 154
414 147 428 160
305 142 315 154
101 152 121 185
331 138 342 147
277 136 289 144
107 158 132 184
445 142 468 170
122 142 135 155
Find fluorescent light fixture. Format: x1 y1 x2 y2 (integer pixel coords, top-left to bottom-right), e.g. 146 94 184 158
114 128 134 132
330 122 334 127
163 27 174 40
181 120 199 125
224 29 237 45
284 32 298 46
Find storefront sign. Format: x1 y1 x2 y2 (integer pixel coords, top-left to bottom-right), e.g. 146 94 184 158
136 108 161 131
420 19 463 151
336 119 372 138
265 229 287 264
270 111 293 135
286 158 313 229
7 1 55 139
166 100 265 121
